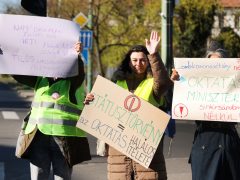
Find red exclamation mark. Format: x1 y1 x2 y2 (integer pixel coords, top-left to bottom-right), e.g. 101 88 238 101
179 106 184 118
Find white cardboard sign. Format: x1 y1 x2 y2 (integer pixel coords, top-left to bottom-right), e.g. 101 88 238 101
172 58 240 122
0 14 80 77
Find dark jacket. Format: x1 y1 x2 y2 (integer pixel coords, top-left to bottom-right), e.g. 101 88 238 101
21 0 46 16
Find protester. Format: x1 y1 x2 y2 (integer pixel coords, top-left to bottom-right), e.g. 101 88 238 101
171 40 240 180
14 42 91 180
13 2 90 180
85 31 173 180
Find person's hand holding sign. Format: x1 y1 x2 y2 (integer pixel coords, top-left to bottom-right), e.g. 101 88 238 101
170 69 180 82
84 93 94 105
75 41 83 54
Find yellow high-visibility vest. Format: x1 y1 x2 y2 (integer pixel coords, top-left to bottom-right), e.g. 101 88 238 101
25 77 86 137
116 78 164 107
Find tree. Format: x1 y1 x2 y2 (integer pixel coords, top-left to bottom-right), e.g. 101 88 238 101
215 27 240 58
48 0 88 19
173 0 220 57
92 0 162 76
48 0 162 77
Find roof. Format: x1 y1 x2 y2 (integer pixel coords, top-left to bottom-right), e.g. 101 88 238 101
219 0 240 8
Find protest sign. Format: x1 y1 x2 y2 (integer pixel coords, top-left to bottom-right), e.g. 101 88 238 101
172 58 240 122
0 14 80 77
77 76 170 168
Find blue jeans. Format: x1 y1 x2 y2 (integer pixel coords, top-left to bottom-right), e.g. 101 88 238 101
29 131 72 180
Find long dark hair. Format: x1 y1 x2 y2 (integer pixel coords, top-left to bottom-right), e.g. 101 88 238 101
111 45 152 82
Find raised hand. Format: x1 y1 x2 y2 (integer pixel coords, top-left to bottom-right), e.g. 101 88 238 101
145 31 160 55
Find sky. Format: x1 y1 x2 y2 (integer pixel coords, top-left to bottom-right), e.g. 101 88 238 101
0 0 20 13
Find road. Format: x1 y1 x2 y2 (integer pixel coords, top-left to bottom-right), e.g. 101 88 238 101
0 82 195 180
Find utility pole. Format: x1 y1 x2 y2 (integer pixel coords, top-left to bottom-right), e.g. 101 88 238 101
87 0 93 92
161 0 175 140
57 0 62 18
161 0 174 73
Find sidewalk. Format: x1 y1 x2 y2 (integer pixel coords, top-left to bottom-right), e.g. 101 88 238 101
72 134 192 180
72 157 191 180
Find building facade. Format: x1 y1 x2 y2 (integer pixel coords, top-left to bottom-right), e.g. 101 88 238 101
212 0 240 37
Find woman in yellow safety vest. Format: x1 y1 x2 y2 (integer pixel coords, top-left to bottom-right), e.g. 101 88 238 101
85 31 173 180
14 42 91 180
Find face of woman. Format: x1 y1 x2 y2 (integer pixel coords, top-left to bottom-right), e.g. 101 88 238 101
129 52 149 75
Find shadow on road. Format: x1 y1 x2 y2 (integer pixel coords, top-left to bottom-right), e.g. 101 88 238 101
0 82 32 109
0 145 30 180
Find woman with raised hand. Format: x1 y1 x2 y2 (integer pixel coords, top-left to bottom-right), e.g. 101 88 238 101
85 31 173 180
